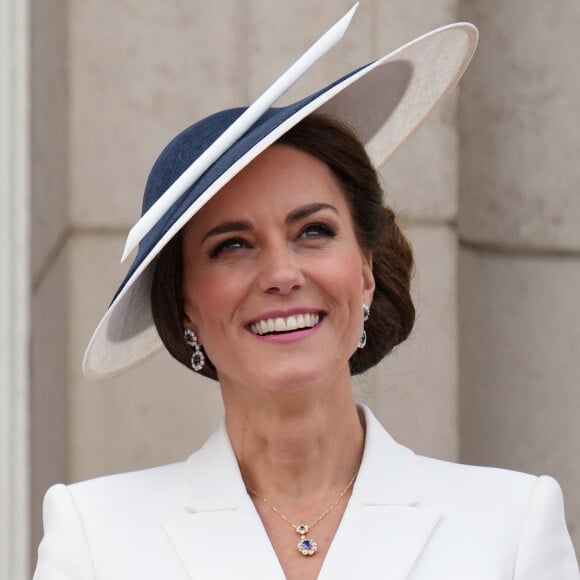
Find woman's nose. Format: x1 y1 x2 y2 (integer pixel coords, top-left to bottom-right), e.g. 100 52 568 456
257 246 305 295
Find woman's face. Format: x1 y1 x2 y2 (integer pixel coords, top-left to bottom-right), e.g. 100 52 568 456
181 144 375 392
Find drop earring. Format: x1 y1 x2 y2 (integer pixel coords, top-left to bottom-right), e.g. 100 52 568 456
358 304 370 349
184 328 206 371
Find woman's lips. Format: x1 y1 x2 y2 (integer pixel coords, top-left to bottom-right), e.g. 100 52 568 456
248 312 322 336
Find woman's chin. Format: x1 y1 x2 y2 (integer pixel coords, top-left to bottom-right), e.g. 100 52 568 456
244 357 349 397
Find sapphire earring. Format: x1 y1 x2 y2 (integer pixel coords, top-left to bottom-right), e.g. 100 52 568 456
184 328 206 371
358 304 370 349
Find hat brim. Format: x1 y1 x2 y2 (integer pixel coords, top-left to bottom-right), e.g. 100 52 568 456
83 22 478 379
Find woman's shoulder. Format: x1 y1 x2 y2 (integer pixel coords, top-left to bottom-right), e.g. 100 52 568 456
409 454 578 576
414 452 561 512
363 405 564 519
75 457 185 488
417 451 541 490
50 458 189 517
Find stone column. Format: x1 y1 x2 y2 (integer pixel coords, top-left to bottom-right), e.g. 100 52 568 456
360 0 461 462
459 0 580 549
28 0 69 564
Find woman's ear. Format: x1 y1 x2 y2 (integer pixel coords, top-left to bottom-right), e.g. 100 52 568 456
182 312 200 340
361 249 375 307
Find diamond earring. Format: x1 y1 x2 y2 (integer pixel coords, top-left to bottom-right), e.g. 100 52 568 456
184 328 206 371
358 304 370 349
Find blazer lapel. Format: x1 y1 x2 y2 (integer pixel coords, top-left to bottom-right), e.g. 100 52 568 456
319 407 442 580
161 423 285 579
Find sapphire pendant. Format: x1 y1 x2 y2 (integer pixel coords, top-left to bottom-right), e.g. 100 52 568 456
295 524 318 556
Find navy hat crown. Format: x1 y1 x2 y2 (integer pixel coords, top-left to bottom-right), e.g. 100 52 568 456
142 108 247 216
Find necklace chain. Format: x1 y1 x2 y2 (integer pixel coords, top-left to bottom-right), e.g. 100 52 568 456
247 471 358 557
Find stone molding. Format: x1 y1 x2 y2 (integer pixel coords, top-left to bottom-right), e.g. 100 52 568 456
0 0 31 577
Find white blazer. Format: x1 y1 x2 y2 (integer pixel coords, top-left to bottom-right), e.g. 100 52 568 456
34 406 579 579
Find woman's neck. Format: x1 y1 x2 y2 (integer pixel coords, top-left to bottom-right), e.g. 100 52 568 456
221 375 365 512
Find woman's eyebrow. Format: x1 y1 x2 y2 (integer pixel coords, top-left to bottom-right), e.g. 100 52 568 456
201 220 252 243
286 202 338 224
200 203 337 243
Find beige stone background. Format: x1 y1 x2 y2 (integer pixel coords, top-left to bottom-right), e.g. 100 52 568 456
26 0 580 568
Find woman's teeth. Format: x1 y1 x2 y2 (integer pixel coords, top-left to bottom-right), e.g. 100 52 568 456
250 313 320 336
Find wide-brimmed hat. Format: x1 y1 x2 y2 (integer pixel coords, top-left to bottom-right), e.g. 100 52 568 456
83 5 478 379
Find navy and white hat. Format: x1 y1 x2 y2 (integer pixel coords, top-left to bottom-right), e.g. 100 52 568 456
83 5 478 379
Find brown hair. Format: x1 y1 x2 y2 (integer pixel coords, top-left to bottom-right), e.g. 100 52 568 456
151 114 415 380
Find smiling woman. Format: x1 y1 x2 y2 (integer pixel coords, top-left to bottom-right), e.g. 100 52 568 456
151 115 414 383
33 7 579 580
181 143 375 401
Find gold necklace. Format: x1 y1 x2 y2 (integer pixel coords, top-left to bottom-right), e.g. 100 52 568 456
247 471 358 557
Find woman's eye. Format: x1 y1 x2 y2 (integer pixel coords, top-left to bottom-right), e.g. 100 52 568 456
209 238 248 258
299 222 337 240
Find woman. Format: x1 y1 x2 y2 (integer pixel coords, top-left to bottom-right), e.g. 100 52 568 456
34 9 579 580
